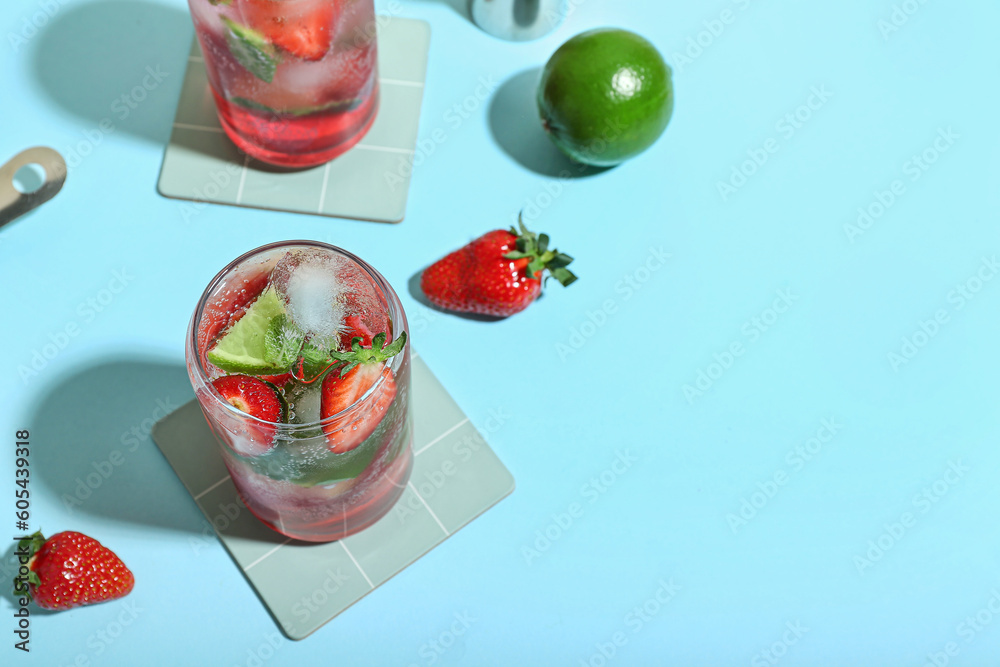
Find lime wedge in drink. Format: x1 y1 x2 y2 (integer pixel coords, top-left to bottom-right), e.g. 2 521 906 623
208 286 304 373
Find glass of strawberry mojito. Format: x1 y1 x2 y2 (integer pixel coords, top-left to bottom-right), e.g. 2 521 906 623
185 241 412 542
187 0 380 167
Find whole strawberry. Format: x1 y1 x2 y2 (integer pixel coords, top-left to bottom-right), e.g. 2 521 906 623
421 217 576 317
18 531 134 610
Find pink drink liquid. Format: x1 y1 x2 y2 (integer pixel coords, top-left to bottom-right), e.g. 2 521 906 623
189 0 379 167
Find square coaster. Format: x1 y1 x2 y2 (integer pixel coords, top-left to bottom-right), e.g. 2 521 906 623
157 17 431 223
151 355 514 640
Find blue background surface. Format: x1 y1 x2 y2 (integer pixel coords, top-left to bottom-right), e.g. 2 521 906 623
3 0 1000 664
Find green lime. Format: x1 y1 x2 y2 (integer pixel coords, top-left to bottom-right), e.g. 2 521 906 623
207 286 304 373
537 28 674 166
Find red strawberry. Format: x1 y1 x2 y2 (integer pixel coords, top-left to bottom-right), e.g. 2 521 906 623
242 0 337 61
19 531 134 610
212 375 288 455
212 375 287 422
420 216 576 317
321 331 406 453
197 269 271 362
259 372 293 388
339 314 374 348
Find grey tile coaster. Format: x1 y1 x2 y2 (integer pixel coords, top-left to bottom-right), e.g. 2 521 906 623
151 355 514 640
157 17 431 223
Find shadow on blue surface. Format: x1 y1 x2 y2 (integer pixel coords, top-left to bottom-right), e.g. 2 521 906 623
30 0 190 144
489 67 610 178
26 357 200 536
409 0 471 21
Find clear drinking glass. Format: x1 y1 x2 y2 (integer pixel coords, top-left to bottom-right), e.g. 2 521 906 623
186 0 380 167
185 241 412 542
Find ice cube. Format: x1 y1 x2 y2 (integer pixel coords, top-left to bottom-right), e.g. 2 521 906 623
280 58 331 98
255 58 330 111
270 249 348 347
284 381 323 424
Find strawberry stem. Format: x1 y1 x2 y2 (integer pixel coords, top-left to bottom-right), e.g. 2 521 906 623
15 531 45 600
292 344 337 384
503 213 577 287
329 331 407 377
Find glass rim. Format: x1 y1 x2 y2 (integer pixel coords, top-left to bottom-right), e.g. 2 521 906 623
188 240 408 431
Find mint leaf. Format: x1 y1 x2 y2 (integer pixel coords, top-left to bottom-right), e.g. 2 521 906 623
230 96 361 118
264 316 305 368
222 17 279 83
295 343 336 383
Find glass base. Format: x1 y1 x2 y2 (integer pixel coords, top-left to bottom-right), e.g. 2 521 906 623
215 92 380 169
234 443 413 543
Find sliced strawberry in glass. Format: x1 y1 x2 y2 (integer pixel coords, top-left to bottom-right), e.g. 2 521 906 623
259 372 294 388
339 314 375 349
212 374 287 456
320 331 405 453
321 362 396 454
241 0 339 61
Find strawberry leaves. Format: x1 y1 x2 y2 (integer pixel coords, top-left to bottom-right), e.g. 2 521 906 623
503 214 577 287
330 331 407 377
15 531 45 599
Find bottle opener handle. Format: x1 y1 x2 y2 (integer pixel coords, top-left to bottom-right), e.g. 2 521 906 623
0 147 67 228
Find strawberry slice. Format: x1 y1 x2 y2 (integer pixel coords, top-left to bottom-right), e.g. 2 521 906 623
322 364 393 453
213 375 286 422
242 0 337 61
212 375 287 455
259 372 293 388
321 331 406 453
339 314 374 348
197 270 271 363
